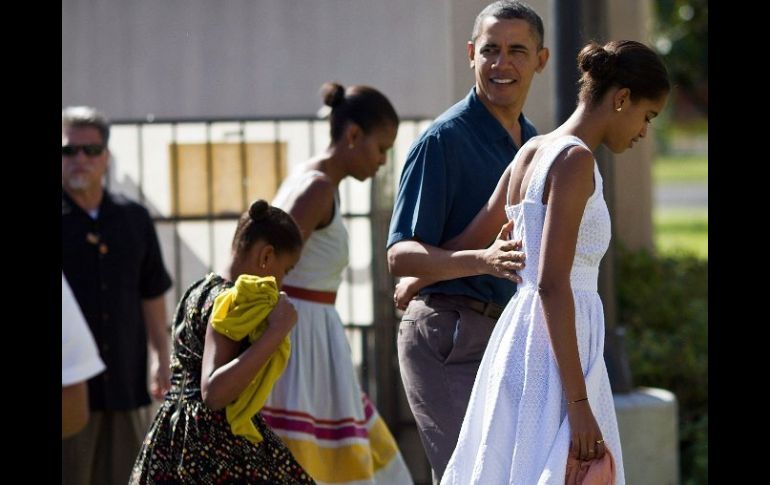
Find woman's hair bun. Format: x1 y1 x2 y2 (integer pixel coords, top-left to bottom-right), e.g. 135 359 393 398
248 199 270 221
320 82 346 108
578 42 615 78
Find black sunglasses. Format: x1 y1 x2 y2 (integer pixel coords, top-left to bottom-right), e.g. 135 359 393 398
62 144 106 157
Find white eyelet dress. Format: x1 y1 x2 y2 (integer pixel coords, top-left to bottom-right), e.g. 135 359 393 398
441 136 625 484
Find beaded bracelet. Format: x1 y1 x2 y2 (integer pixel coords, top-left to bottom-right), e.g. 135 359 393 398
567 397 588 405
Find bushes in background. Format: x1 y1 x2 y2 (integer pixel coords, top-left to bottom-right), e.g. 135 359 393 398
617 246 708 484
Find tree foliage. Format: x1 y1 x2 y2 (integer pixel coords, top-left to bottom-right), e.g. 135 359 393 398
653 0 708 116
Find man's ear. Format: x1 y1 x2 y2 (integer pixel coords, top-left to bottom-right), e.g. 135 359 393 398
467 41 475 69
536 47 550 73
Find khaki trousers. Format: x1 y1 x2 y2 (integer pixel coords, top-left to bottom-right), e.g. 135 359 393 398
397 294 497 485
61 407 150 485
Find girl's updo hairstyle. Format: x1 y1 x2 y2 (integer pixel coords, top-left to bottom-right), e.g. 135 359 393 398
231 199 303 257
577 40 670 108
320 82 399 142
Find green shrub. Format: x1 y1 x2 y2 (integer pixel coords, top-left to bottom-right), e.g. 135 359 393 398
617 246 708 484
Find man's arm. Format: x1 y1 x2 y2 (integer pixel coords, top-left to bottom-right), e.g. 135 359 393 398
62 382 89 438
142 295 171 400
62 273 104 438
387 164 521 280
389 222 522 309
387 239 517 280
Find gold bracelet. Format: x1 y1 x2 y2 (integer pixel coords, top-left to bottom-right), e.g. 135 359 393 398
568 397 588 405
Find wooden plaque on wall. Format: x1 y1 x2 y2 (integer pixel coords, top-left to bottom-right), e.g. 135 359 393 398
170 142 287 217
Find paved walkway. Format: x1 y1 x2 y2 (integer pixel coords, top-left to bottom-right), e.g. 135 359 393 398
654 182 708 209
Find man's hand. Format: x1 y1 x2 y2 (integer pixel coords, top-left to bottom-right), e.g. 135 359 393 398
150 359 171 400
394 277 421 311
479 221 525 283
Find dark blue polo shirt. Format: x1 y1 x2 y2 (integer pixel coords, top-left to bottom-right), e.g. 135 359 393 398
387 87 538 307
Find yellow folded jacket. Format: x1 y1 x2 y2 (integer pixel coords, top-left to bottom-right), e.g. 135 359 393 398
210 274 290 443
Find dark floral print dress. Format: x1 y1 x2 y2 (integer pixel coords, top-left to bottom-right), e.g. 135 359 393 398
130 273 315 484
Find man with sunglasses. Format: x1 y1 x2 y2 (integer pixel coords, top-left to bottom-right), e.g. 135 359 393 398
61 106 172 485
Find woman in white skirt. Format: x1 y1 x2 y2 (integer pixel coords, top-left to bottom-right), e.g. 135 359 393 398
426 40 669 484
263 82 412 485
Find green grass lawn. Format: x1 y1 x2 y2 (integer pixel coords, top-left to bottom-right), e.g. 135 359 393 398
653 154 708 183
653 208 708 259
653 147 707 259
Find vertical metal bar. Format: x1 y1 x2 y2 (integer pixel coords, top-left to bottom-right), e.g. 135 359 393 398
170 123 182 303
206 123 214 274
344 177 355 331
239 121 248 211
308 119 315 159
138 123 146 206
553 0 583 125
360 327 369 395
273 121 283 190
371 151 398 427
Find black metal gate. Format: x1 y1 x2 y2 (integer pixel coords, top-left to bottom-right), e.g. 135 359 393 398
109 115 434 483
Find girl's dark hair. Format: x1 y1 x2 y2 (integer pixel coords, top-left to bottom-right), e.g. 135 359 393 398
320 82 399 142
577 40 670 107
231 200 303 256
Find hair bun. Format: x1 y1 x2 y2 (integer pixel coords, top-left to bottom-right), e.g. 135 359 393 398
320 82 346 109
578 42 615 78
248 199 270 221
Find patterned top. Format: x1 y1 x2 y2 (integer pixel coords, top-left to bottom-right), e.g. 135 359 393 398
130 273 315 484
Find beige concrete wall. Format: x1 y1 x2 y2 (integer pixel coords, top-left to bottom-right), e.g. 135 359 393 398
62 0 556 129
62 0 455 119
605 0 657 250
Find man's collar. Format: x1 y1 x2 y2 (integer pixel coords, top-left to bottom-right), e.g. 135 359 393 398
62 188 110 217
465 87 525 145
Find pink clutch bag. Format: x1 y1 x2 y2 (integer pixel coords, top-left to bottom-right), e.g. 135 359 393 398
565 448 616 485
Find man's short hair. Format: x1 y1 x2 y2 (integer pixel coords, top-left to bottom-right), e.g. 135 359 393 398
62 106 111 145
471 0 545 50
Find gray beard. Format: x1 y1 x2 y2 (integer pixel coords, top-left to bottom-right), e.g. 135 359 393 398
65 174 92 191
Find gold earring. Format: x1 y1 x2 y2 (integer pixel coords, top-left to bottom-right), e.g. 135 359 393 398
348 143 354 149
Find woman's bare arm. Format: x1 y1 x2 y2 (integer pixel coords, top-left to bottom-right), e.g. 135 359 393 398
537 146 605 461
